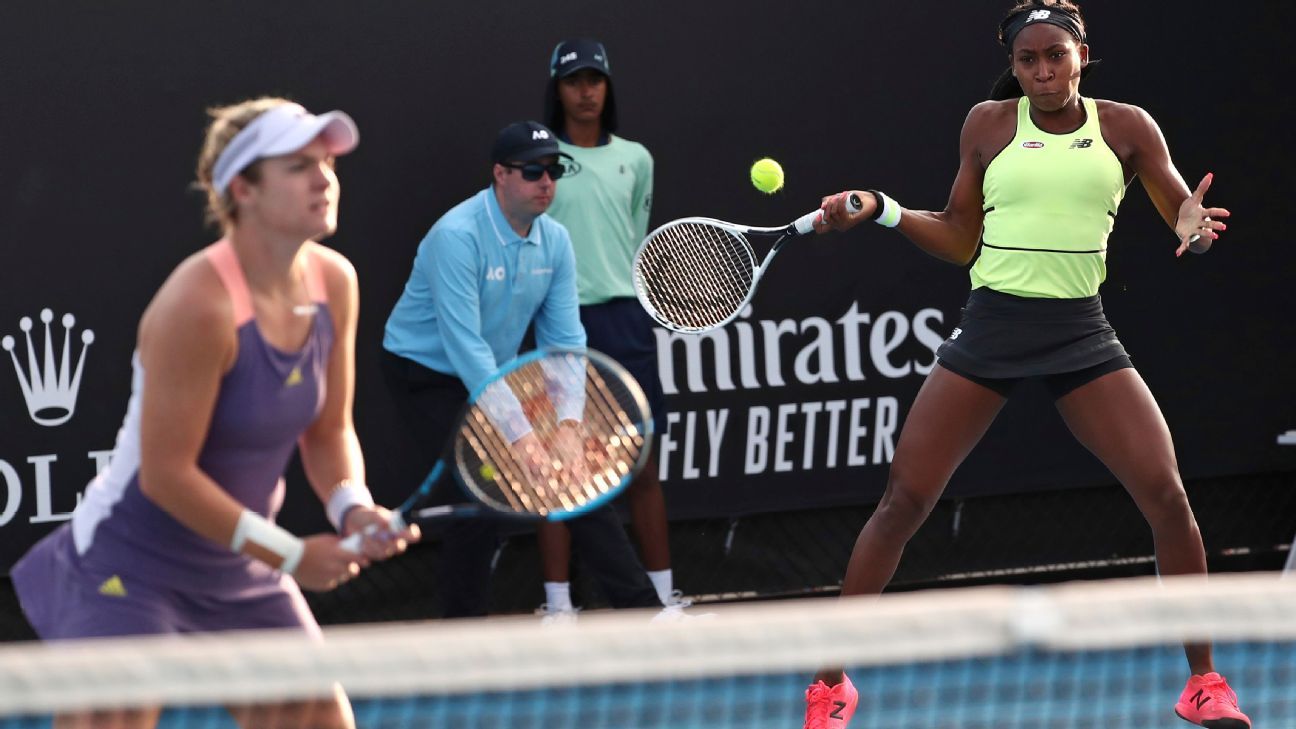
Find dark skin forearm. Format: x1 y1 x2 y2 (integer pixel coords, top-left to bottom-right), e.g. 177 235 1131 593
818 101 1005 263
1098 101 1229 254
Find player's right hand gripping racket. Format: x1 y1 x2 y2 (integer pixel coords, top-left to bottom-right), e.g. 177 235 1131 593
633 193 862 333
341 347 652 552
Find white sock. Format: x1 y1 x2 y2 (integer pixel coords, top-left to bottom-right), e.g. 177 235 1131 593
544 581 573 611
647 569 673 605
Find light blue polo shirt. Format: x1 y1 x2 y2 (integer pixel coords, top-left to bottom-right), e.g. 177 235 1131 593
383 187 586 394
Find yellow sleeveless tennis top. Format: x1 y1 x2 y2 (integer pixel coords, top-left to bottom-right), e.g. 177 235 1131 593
971 96 1126 298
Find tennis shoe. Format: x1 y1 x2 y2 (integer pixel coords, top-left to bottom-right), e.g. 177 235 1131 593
803 673 857 729
535 603 579 627
1175 672 1250 728
650 597 716 623
663 589 692 609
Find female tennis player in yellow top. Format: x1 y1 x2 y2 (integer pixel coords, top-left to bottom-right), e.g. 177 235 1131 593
804 2 1243 727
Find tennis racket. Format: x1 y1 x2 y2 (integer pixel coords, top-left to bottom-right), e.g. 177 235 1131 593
633 193 862 333
341 347 652 552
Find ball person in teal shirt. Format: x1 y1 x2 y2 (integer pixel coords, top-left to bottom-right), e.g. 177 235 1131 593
537 39 686 621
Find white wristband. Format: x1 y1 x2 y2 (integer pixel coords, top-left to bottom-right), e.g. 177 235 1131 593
869 190 902 228
325 479 375 533
231 510 305 575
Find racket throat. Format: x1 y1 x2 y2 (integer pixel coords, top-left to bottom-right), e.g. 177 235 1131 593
409 505 456 520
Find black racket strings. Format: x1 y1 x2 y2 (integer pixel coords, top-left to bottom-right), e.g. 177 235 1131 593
637 222 754 330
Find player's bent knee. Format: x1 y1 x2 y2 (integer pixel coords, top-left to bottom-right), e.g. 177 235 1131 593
1136 481 1196 530
873 481 939 536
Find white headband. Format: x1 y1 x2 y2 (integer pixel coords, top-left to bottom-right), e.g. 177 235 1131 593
211 103 359 195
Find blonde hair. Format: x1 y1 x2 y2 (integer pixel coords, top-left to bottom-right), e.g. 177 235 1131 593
194 96 295 230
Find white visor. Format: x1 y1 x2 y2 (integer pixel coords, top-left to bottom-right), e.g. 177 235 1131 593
211 103 359 195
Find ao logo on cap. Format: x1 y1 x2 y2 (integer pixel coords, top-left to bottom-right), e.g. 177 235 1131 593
532 130 550 140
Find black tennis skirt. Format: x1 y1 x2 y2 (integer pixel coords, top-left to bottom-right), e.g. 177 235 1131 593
935 287 1129 379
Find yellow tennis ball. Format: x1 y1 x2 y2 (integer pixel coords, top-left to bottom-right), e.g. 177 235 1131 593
750 157 784 194
479 463 497 480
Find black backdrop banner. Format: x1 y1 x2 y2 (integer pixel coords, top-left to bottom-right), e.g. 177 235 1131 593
2 2 1293 569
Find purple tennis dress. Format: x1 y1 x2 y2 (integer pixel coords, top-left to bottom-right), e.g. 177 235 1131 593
12 240 334 639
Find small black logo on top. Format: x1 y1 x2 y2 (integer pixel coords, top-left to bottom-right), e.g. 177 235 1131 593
1069 138 1093 149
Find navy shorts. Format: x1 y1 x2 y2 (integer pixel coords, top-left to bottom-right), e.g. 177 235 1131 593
580 298 668 440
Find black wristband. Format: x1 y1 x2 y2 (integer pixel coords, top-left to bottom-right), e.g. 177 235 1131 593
868 190 886 221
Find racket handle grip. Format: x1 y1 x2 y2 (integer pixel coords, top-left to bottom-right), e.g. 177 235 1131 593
793 193 864 234
338 530 366 553
338 512 409 553
1187 217 1212 254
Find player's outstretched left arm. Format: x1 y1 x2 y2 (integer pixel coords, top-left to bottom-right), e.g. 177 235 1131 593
1113 103 1230 257
815 101 997 266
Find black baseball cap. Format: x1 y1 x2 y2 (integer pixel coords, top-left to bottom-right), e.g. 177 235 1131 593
490 121 572 164
549 39 611 79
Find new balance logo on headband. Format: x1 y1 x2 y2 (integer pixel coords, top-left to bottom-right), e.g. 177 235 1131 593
1028 9 1051 21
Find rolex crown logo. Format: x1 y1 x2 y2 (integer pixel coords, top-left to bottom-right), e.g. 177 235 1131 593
2 308 95 427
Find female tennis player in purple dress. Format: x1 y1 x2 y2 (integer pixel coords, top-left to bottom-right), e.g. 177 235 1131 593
804 2 1245 728
11 97 417 729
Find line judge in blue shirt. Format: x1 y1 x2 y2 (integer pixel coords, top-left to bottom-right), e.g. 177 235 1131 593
382 120 661 618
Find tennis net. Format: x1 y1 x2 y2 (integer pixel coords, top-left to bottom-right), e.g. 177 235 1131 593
0 572 1292 728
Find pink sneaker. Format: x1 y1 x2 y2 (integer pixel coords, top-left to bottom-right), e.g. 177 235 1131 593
1175 672 1251 728
804 673 858 729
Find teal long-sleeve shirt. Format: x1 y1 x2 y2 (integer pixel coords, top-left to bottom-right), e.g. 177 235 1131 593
383 187 586 394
